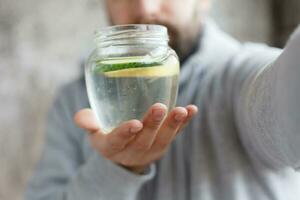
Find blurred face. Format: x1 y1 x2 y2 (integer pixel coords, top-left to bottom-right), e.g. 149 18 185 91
105 0 210 60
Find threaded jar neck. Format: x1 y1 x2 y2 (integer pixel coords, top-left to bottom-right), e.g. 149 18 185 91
95 24 169 48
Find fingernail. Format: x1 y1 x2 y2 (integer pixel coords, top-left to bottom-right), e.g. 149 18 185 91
130 126 142 133
174 114 185 122
152 109 165 121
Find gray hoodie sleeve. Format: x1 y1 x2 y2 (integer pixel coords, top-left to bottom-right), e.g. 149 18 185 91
24 84 156 200
236 25 300 170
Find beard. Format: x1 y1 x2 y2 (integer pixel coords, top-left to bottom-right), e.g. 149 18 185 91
133 16 202 62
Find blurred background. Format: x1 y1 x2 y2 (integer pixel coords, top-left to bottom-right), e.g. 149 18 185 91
0 0 299 199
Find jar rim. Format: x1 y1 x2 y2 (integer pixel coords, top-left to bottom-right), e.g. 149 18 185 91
95 24 169 48
95 24 167 36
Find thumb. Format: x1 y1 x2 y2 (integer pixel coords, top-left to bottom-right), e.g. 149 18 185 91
74 108 100 134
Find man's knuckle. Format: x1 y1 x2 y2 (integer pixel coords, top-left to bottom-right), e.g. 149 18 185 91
155 140 169 149
147 121 161 129
168 120 179 129
133 141 151 151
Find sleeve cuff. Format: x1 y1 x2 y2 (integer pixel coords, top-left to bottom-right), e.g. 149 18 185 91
91 152 156 186
66 152 156 200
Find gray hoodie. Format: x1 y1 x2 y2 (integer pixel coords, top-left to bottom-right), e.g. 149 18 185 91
25 21 300 200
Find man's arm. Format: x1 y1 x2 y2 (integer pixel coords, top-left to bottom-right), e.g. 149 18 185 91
236 26 300 170
24 85 156 200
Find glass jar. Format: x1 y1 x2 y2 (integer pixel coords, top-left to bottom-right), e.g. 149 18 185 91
85 24 180 134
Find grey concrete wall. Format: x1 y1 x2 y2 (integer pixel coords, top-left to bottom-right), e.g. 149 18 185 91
0 0 299 199
211 0 273 44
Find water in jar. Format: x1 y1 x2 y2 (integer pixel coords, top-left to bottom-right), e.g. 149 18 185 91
85 55 179 133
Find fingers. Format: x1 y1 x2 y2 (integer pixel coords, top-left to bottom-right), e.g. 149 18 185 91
74 109 143 156
177 105 198 133
74 104 198 161
102 120 143 156
128 103 167 150
151 107 188 150
74 109 100 133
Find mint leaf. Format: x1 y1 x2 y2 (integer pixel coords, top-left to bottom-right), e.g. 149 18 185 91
94 61 162 73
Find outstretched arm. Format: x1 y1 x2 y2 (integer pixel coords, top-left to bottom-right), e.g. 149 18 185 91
237 26 300 170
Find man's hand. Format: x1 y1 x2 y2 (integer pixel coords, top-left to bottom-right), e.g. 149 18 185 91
74 103 198 174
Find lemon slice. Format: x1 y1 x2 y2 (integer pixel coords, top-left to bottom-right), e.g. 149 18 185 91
104 64 179 77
